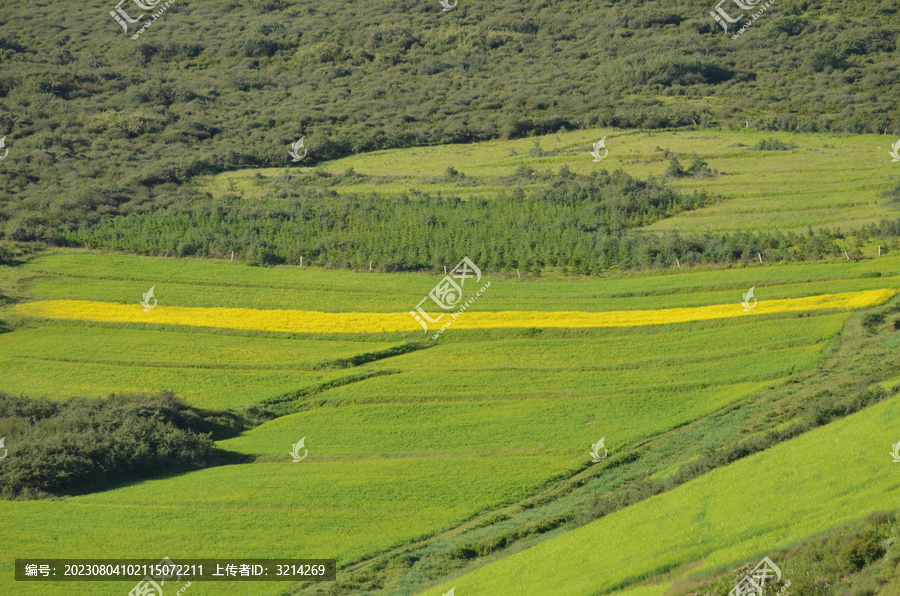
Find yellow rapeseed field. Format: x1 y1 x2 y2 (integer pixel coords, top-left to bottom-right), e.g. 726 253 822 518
13 289 896 334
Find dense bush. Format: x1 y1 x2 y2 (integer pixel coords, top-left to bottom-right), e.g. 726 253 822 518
698 511 897 595
0 0 898 246
840 528 886 571
68 165 900 273
0 391 239 498
881 183 900 205
753 138 795 151
665 155 711 178
863 313 886 333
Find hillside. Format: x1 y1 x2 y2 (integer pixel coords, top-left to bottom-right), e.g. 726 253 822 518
2 251 900 594
1 0 899 252
420 388 900 595
3 0 900 592
64 129 900 271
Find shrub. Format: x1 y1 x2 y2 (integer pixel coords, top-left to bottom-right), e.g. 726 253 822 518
840 529 886 571
0 392 236 498
753 138 795 151
666 155 710 178
769 16 808 36
862 313 886 333
806 45 847 72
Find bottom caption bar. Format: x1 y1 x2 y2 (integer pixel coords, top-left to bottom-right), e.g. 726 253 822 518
16 558 336 581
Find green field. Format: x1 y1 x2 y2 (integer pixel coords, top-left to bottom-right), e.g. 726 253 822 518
421 381 900 596
10 249 900 312
3 0 900 591
0 455 561 596
0 250 869 411
198 128 900 234
2 250 899 595
0 326 389 409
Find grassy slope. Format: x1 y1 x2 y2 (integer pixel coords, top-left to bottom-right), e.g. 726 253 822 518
0 327 390 408
199 128 900 233
0 251 889 594
0 250 875 408
418 388 900 596
0 456 561 596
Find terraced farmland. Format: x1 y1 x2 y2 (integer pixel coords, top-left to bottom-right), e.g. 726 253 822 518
4 0 900 589
0 326 392 409
421 383 900 596
2 250 900 595
13 288 894 334
197 128 900 234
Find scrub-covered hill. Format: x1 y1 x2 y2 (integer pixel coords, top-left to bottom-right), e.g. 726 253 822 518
1 0 899 246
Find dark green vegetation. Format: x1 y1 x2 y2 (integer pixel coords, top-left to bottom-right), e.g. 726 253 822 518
74 167 718 270
69 167 900 271
1 0 899 257
0 391 246 498
753 137 796 151
665 154 715 178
